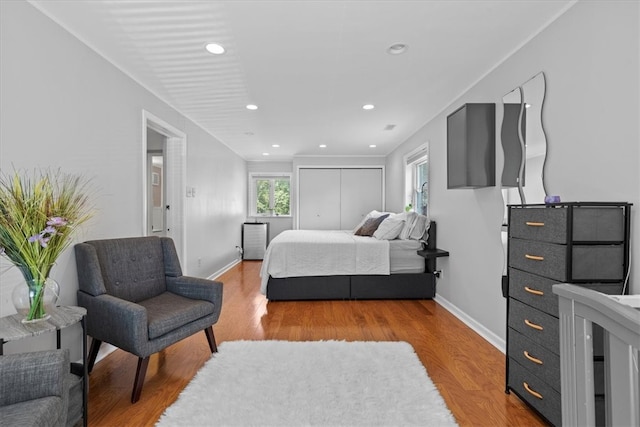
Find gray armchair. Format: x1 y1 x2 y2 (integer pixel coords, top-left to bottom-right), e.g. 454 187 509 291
0 349 70 427
74 236 223 403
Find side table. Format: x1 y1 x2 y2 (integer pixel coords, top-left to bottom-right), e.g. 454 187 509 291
417 248 450 277
0 306 88 427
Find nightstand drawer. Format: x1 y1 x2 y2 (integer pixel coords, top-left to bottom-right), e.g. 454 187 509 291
508 359 561 427
509 298 559 355
510 206 624 243
508 328 560 392
509 268 559 317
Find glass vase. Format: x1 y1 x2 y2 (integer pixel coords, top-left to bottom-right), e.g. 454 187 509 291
12 277 60 323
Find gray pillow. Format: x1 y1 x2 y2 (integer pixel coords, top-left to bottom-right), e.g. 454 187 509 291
354 214 389 236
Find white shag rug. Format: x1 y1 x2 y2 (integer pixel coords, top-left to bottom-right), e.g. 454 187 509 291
157 340 457 426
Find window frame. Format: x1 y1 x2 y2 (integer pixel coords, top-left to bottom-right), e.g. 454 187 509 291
404 143 429 217
249 172 292 217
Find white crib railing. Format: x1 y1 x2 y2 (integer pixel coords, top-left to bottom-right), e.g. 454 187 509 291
553 283 640 426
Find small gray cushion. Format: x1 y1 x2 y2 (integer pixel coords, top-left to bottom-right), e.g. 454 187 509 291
139 292 215 339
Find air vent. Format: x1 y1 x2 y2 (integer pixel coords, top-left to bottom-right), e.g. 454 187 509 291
384 124 396 131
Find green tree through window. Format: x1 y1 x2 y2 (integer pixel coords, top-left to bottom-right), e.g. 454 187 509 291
253 175 290 216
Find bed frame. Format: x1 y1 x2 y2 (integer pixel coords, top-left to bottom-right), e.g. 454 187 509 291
266 221 447 300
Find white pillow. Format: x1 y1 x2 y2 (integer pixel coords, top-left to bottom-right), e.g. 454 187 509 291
373 218 405 240
398 212 418 240
409 214 429 240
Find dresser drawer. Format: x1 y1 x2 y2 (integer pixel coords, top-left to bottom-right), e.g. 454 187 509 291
510 206 625 243
508 359 561 427
509 298 559 355
509 239 624 282
572 245 624 281
510 207 567 244
508 328 560 392
509 268 559 317
509 239 567 281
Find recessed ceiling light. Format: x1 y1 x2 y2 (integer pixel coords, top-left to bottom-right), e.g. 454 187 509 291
272 144 280 148
387 43 408 55
246 104 258 110
244 131 254 136
205 43 225 55
369 145 377 148
319 144 327 148
362 104 375 110
262 152 270 156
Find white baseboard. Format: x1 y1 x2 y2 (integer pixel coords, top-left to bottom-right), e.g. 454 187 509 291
434 293 506 354
210 258 241 280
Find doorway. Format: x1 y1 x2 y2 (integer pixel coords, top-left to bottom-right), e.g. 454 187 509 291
147 148 165 236
142 111 187 266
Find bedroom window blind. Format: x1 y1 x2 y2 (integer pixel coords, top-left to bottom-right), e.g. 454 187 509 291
404 143 429 217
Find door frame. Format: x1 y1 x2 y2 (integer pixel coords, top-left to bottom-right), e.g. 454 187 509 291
141 110 187 267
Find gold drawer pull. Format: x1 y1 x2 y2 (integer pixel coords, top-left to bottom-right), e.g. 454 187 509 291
524 286 544 296
525 254 544 261
524 350 544 365
524 319 544 331
523 382 543 399
525 221 545 227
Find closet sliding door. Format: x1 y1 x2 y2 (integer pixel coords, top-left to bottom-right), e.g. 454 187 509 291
340 168 383 230
298 167 383 230
298 168 341 229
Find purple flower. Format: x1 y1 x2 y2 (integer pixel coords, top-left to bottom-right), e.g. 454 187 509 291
47 217 68 227
28 225 57 248
39 236 50 248
42 226 57 236
28 234 49 247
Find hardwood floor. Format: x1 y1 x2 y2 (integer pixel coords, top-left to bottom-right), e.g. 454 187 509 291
86 261 547 426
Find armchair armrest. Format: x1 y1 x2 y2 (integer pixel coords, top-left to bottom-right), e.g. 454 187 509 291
0 349 69 406
166 276 223 306
167 276 223 324
77 291 150 355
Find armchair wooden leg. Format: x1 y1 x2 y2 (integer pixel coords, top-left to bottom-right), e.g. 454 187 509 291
131 356 150 403
204 326 217 353
87 338 102 373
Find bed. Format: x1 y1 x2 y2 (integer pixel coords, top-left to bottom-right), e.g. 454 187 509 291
260 212 443 300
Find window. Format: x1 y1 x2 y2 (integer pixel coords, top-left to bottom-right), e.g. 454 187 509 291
250 173 291 217
404 144 429 217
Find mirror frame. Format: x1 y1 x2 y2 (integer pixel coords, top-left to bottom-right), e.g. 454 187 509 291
501 71 548 207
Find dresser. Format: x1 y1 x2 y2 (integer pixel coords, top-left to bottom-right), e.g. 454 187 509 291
505 202 631 426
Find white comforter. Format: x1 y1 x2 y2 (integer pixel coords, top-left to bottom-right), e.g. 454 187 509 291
259 230 390 294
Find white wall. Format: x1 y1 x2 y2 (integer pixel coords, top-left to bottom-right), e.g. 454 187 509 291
386 0 639 350
0 1 247 356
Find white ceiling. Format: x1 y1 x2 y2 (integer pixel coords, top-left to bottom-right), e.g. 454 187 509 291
29 0 575 161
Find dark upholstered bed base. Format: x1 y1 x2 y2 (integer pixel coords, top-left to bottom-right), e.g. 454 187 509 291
265 221 440 301
266 272 435 300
